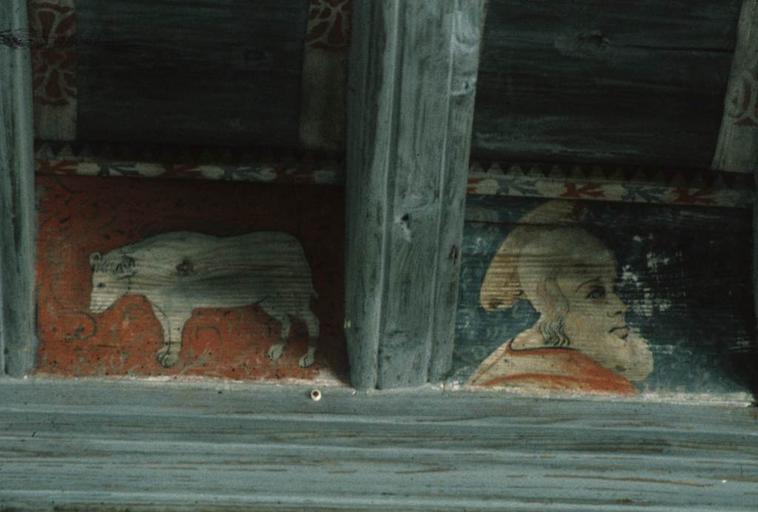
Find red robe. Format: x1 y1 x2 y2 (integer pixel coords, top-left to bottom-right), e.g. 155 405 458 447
468 340 638 395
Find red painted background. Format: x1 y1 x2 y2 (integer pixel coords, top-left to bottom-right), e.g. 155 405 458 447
35 175 347 381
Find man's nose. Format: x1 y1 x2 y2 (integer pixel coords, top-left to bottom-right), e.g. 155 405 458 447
607 294 627 316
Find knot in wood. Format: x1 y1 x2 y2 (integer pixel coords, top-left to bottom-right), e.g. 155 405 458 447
176 258 195 277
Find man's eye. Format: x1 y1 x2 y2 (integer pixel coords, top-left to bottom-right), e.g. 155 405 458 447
97 282 106 289
587 287 605 299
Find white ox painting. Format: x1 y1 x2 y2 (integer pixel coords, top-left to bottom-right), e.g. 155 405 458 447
88 231 319 368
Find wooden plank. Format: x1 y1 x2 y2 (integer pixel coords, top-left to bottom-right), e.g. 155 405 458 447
473 0 742 167
34 176 347 381
345 0 485 389
713 0 758 173
711 0 758 386
76 0 307 148
0 0 37 376
0 378 757 511
454 196 756 398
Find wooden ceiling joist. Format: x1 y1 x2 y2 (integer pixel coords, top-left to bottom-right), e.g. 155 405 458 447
0 0 36 377
713 0 758 174
345 0 485 389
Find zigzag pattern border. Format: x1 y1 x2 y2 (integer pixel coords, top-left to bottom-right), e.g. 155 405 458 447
34 142 345 185
34 143 754 208
468 161 754 209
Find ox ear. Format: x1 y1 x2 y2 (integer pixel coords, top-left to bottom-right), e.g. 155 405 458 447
89 252 102 269
114 255 136 277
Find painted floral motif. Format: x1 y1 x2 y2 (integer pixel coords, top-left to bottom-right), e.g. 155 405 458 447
29 0 76 106
34 157 343 186
726 67 758 128
33 144 752 210
35 158 77 174
465 163 752 209
305 0 351 51
673 188 715 206
560 183 605 199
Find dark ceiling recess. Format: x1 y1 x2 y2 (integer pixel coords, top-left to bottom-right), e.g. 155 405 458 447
76 0 307 149
472 0 743 168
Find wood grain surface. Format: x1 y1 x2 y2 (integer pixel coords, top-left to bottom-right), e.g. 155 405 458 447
0 378 757 511
713 0 758 173
346 0 485 389
76 0 307 148
472 0 742 168
1 0 37 377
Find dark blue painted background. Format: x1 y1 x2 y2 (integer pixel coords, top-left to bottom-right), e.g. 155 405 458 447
453 196 755 394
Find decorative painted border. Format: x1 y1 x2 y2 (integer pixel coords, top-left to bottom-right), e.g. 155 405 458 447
34 142 344 185
467 161 754 209
305 0 351 51
299 0 351 151
28 0 77 141
35 144 754 208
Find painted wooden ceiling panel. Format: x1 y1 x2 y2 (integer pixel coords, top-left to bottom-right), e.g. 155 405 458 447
472 0 744 168
75 0 307 148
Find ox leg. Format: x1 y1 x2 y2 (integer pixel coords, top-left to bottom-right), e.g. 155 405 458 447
298 309 320 368
265 310 291 362
153 306 188 368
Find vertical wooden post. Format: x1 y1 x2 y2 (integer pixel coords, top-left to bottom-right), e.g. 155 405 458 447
345 0 485 389
0 0 37 376
712 1 758 332
713 0 758 175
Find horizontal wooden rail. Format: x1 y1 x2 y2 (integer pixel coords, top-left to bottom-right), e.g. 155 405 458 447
1 378 757 511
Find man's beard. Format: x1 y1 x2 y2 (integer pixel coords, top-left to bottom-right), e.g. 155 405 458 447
609 328 654 382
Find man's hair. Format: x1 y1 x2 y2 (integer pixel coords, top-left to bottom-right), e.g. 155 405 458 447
534 276 570 347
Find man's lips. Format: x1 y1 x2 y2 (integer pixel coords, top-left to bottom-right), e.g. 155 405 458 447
609 326 630 339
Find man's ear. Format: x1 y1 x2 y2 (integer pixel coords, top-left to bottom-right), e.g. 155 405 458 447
89 252 102 269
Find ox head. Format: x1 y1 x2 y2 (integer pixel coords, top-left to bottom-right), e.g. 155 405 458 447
89 251 136 314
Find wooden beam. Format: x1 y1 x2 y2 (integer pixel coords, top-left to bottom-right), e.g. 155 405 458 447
76 0 307 148
713 0 758 174
474 0 742 168
712 0 758 344
0 0 36 376
345 0 485 389
1 378 757 511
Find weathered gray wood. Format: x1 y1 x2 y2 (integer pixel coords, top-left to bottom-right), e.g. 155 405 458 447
76 0 307 148
473 0 742 167
0 378 757 511
345 0 485 389
713 0 758 174
0 0 37 376
711 0 758 357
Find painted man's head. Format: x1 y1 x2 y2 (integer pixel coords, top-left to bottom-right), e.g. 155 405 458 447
480 202 653 382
